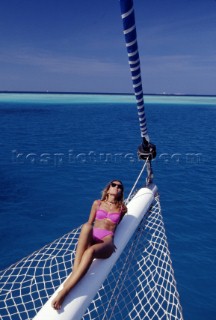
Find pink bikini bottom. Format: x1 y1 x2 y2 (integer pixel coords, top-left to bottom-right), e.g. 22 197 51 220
92 228 114 242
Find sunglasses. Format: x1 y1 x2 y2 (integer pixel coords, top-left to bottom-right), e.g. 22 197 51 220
110 182 123 190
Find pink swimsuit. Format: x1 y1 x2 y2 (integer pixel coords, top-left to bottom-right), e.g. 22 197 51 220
92 202 122 242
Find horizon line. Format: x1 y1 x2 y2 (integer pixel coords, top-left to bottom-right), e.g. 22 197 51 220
0 90 216 98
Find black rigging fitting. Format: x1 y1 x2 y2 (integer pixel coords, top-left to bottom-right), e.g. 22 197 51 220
138 137 156 161
138 138 156 185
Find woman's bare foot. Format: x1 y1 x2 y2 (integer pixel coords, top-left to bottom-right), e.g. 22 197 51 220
52 289 67 310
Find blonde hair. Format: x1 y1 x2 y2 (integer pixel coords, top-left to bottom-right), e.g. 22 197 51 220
101 180 124 205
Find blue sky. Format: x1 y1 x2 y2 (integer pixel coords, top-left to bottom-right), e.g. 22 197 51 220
0 0 215 94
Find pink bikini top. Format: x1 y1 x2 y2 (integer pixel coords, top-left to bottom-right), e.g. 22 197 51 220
95 201 122 224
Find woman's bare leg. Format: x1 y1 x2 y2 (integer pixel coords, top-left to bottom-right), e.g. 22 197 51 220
72 223 93 273
52 238 114 310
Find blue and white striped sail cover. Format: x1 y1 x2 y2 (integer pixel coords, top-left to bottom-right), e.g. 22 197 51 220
119 0 149 141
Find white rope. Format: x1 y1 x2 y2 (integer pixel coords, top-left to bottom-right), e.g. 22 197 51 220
83 196 184 320
0 195 183 320
125 157 149 204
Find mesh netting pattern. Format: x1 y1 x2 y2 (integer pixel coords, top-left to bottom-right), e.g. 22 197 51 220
0 228 81 320
0 195 183 320
83 195 183 320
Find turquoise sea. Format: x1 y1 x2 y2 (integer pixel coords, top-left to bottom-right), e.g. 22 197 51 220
0 93 215 319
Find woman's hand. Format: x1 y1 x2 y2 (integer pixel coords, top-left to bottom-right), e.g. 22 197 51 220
122 203 128 214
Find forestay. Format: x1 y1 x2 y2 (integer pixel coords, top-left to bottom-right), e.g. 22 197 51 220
119 0 149 141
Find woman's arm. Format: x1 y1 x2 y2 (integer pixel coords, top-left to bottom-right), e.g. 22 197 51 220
118 202 127 224
87 200 98 225
121 203 127 215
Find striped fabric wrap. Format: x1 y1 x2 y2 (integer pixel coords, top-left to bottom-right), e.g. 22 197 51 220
119 0 149 141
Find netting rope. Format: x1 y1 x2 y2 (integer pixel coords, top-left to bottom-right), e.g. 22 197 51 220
0 194 183 320
83 195 183 320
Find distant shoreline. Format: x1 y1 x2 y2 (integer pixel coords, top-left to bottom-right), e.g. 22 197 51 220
0 91 215 98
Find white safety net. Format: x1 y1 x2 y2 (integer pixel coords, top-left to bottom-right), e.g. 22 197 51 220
0 194 183 320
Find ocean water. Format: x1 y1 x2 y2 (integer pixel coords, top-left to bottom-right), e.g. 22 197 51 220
0 93 215 319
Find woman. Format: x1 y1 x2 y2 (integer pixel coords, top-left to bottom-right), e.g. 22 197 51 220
52 180 127 310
